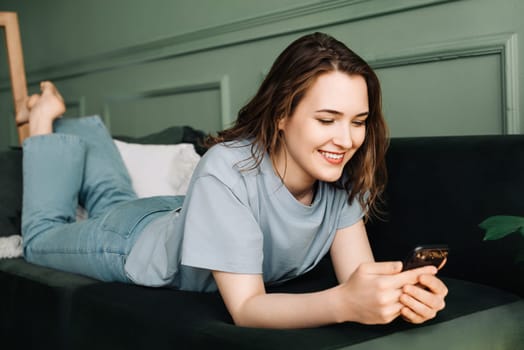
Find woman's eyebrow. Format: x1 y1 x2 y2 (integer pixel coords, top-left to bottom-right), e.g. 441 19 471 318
315 109 343 115
315 109 369 117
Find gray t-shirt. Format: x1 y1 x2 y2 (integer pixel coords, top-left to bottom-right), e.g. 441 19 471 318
125 141 364 292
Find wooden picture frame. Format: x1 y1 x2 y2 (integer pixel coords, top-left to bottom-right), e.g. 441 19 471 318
0 12 28 143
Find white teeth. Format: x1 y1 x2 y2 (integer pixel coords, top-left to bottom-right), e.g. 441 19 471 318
320 151 343 160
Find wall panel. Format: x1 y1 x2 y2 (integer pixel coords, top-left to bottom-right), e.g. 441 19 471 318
378 55 502 137
0 0 522 150
63 96 86 119
368 32 519 136
103 81 225 137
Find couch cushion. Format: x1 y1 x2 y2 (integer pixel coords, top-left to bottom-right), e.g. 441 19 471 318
67 265 522 350
343 300 523 350
0 258 98 349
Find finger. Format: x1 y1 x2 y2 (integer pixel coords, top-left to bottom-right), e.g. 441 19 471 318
418 274 448 297
406 265 438 276
403 283 446 312
400 293 437 322
437 257 447 270
360 261 403 275
400 306 425 324
385 303 404 323
376 288 404 306
390 265 438 289
376 302 403 324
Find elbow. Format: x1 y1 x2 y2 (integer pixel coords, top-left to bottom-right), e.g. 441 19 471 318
226 299 255 328
231 316 252 328
229 307 260 328
228 299 268 328
230 312 258 328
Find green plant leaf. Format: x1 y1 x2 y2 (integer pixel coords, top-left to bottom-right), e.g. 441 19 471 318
479 215 524 241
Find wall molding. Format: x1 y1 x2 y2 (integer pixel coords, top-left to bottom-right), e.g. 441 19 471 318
65 96 86 118
0 0 456 88
367 32 520 134
102 76 231 133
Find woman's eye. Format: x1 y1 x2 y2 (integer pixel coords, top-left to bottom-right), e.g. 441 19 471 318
352 120 366 127
318 119 334 124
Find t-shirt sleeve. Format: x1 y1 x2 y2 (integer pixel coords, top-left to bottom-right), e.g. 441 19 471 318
336 194 366 230
180 175 264 274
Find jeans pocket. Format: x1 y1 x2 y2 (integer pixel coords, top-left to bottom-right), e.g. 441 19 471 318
102 197 176 238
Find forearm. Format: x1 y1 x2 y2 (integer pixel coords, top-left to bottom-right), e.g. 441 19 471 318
213 262 432 328
233 286 344 328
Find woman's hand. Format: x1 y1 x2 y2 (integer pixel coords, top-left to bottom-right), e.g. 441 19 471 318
337 261 439 325
399 273 448 324
330 221 447 325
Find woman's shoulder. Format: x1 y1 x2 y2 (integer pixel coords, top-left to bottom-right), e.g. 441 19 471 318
205 139 251 155
203 140 253 162
195 139 258 177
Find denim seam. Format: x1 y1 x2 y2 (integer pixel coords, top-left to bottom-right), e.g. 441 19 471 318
30 249 128 256
102 207 173 236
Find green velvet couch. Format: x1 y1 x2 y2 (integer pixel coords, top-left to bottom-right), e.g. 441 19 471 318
1 129 523 349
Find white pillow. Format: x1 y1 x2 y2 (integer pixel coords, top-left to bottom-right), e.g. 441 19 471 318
113 139 201 198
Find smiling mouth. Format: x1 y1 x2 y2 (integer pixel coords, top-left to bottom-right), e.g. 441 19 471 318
319 150 345 164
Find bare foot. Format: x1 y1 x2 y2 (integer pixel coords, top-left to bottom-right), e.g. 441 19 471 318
28 81 66 136
30 81 66 119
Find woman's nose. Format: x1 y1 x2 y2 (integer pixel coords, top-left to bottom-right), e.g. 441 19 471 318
333 124 352 149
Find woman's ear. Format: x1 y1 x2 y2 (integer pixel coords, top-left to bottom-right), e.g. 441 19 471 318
277 116 287 131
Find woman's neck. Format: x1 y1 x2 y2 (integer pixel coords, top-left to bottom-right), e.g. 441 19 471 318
272 148 317 205
291 183 317 205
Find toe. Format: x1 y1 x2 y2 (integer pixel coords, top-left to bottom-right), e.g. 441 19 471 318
41 81 65 103
27 94 40 109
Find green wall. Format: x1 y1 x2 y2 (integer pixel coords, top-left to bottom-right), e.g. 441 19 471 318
0 0 523 149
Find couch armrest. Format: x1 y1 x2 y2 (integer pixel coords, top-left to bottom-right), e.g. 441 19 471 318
0 148 23 237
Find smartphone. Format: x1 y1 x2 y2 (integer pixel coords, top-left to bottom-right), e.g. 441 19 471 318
402 245 449 271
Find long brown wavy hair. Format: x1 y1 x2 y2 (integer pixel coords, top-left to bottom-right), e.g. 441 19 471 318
207 32 389 220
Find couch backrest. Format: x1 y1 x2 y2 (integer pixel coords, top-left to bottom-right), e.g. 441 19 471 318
0 148 22 238
3 135 523 295
367 135 524 296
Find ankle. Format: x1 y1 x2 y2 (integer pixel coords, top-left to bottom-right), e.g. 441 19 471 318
29 116 54 136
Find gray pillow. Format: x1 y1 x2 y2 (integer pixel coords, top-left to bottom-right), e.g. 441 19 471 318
114 125 207 155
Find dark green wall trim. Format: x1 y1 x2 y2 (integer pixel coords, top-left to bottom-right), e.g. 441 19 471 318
0 0 458 90
102 75 232 132
367 32 519 134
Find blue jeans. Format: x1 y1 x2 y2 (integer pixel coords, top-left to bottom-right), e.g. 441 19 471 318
22 116 182 282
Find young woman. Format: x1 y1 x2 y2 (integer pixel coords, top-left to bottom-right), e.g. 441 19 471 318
19 32 447 329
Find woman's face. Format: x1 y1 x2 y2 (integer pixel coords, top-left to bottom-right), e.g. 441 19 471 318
276 71 369 192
